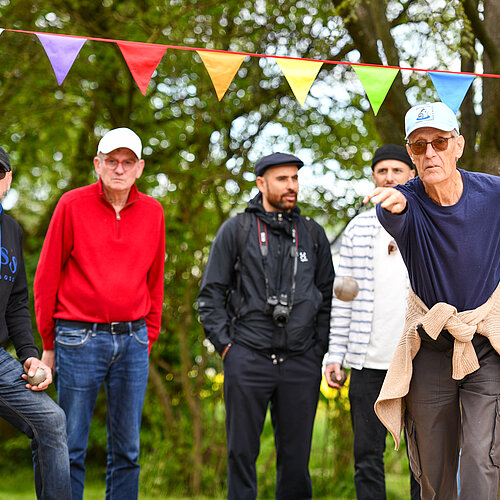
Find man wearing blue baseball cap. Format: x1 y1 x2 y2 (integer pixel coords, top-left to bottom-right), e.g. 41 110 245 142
198 152 334 499
365 102 500 500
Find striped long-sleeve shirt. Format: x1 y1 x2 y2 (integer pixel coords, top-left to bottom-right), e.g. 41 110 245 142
326 208 407 369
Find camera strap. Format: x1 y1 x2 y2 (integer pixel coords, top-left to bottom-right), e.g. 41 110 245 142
257 217 298 311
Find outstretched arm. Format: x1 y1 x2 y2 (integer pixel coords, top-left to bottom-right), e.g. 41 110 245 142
363 187 408 214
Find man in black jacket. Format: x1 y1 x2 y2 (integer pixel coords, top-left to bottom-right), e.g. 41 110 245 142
198 153 334 500
0 147 71 499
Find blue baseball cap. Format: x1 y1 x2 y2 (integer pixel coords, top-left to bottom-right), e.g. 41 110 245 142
405 102 459 139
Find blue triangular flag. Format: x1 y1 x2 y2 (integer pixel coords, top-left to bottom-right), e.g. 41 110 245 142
428 72 475 114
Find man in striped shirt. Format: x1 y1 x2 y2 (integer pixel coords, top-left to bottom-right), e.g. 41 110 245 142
324 145 418 500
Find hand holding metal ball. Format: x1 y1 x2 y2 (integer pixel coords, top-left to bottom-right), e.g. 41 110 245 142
334 276 359 302
27 367 47 386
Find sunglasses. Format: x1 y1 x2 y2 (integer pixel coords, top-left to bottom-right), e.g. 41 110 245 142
407 136 455 156
0 169 10 180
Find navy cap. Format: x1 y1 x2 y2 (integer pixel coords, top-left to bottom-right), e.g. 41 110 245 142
254 152 304 177
0 147 11 172
371 144 413 171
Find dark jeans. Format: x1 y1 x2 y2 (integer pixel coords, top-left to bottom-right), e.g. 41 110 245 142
0 347 71 500
223 343 322 500
349 368 420 500
405 335 500 500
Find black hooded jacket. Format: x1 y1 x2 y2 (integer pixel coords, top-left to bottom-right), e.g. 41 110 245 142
0 208 39 364
198 193 334 356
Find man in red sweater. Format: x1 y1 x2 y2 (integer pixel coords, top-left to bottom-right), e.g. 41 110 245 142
34 127 165 500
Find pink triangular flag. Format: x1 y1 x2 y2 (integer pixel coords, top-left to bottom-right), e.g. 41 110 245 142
36 33 86 85
116 41 167 95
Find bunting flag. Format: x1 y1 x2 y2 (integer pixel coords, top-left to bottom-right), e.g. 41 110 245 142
275 58 323 107
353 65 399 115
428 71 476 114
36 33 86 85
197 50 246 100
116 41 167 95
0 27 498 111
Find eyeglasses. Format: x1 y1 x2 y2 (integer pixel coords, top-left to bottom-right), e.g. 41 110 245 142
0 169 10 180
102 158 137 170
407 136 455 156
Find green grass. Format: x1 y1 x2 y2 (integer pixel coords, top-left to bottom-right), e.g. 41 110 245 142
0 402 413 499
0 467 409 500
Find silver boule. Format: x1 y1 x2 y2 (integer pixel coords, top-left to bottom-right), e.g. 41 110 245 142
334 276 359 302
27 367 47 386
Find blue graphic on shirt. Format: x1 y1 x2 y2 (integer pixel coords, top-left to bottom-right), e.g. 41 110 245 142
0 247 17 282
0 206 17 282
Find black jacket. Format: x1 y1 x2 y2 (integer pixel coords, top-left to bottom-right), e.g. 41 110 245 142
198 193 334 356
0 208 39 364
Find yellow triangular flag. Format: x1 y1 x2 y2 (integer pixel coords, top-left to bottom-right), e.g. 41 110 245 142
353 65 399 116
197 51 246 101
275 58 323 107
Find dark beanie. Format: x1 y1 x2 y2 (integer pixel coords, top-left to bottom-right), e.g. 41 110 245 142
0 147 11 172
254 152 304 177
371 144 413 170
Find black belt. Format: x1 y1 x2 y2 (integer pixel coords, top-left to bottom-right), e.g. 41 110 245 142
56 318 146 334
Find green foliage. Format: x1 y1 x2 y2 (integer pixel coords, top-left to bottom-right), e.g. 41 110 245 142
0 0 497 497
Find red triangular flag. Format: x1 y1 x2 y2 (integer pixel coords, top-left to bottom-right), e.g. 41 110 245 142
116 41 167 95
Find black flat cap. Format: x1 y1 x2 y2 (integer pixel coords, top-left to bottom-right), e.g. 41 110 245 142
0 147 11 172
254 152 304 177
371 144 413 171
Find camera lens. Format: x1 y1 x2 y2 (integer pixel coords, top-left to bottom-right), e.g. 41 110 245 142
272 305 289 327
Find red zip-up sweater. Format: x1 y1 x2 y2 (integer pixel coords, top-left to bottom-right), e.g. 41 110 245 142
34 180 165 352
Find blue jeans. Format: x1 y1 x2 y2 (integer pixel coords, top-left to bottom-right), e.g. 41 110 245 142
0 347 71 500
55 321 149 500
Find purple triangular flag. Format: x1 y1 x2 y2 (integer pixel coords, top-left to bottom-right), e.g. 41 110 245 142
428 72 476 114
36 33 86 85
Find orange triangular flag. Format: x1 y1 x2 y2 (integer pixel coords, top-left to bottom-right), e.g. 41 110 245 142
197 51 245 100
116 41 167 95
275 58 323 107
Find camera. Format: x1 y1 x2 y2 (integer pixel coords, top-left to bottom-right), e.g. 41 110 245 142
266 294 290 327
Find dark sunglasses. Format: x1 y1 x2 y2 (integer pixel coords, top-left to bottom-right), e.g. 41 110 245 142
407 136 455 156
0 169 10 180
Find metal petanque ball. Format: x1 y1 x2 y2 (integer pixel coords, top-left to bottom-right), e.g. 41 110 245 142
334 276 359 302
27 368 47 386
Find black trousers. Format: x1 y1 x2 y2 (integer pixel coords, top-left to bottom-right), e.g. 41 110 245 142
223 343 322 500
349 368 421 500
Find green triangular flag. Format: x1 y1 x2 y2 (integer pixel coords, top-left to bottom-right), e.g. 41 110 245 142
353 65 399 115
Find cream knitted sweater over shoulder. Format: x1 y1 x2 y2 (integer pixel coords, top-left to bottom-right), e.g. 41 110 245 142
374 282 500 449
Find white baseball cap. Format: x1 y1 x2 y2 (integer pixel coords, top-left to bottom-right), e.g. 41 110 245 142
405 102 459 139
97 127 142 159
